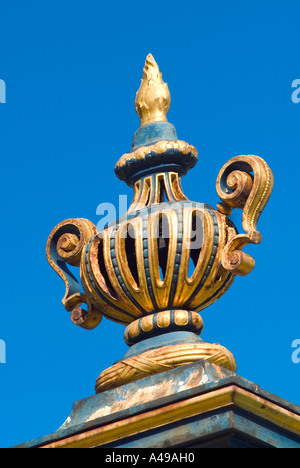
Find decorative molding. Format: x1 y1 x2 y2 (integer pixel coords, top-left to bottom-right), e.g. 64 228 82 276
39 385 300 448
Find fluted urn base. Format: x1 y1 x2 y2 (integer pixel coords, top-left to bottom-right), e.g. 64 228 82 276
95 310 237 394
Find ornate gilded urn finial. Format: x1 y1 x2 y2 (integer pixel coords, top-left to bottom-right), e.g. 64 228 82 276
46 54 274 394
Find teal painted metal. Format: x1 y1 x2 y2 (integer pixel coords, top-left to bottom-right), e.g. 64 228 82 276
131 122 177 150
114 120 197 185
122 331 204 357
106 412 300 449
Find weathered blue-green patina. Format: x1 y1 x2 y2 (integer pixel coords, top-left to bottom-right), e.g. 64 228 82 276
17 361 300 448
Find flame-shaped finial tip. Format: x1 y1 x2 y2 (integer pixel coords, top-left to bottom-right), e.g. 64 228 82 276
135 54 171 127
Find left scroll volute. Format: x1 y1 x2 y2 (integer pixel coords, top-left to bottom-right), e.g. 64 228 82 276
46 218 103 330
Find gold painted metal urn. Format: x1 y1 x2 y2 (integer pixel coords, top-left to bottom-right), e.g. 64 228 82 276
47 54 274 393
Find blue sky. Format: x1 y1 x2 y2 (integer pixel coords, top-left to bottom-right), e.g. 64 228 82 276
0 0 300 448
